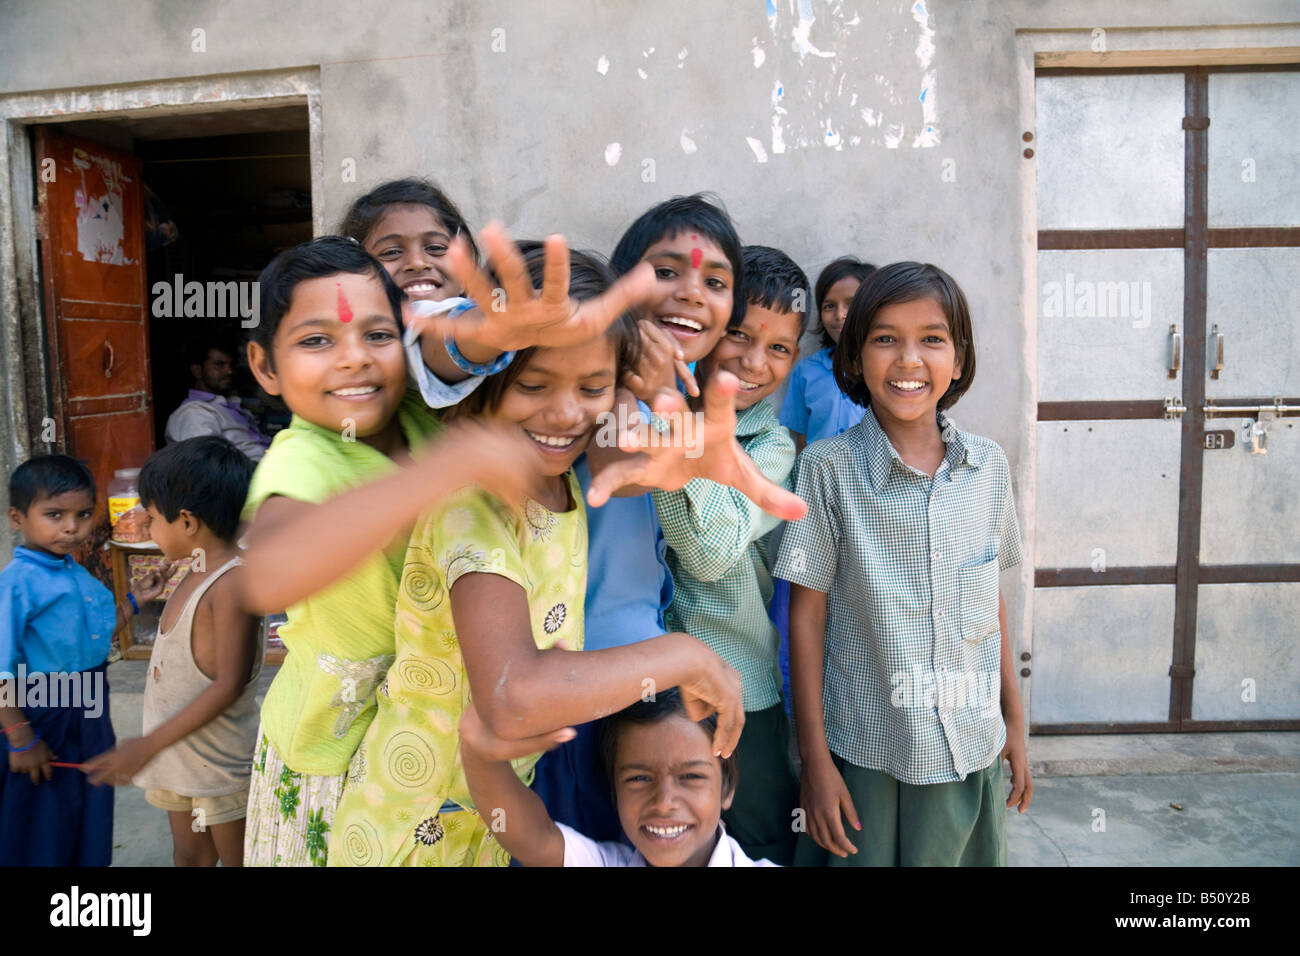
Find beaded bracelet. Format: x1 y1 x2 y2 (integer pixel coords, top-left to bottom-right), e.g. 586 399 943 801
6 730 41 754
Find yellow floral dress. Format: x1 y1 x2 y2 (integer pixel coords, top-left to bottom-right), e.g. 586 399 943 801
328 471 587 867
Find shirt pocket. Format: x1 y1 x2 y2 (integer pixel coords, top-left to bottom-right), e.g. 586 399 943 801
956 557 1001 646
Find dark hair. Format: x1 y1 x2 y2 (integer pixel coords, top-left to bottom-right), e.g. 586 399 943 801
456 245 640 415
599 687 738 800
252 236 404 359
138 437 254 542
8 454 96 513
740 245 812 336
609 193 746 327
339 177 480 263
815 256 876 349
833 261 975 412
186 337 237 371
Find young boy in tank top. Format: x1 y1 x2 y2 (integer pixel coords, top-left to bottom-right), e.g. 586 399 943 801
85 438 263 866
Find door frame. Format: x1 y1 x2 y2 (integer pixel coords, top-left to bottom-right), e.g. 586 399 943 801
1014 31 1300 733
0 68 323 488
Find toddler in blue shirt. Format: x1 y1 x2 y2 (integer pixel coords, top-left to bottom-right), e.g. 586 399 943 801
0 454 167 865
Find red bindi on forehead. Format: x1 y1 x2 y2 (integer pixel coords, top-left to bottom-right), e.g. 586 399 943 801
690 247 703 269
336 283 353 323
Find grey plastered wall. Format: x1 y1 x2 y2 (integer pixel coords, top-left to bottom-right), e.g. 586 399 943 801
0 1 1295 654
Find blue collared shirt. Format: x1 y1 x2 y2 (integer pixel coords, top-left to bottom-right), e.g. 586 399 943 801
0 547 116 678
779 347 865 445
774 407 1023 785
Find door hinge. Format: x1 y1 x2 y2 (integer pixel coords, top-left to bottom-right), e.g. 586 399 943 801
1182 116 1210 130
1169 663 1196 679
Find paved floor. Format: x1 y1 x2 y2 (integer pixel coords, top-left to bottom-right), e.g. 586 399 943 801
102 661 1300 867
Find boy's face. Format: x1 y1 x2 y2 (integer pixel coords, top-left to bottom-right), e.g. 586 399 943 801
143 504 193 562
820 276 861 345
363 203 462 303
486 338 618 479
613 713 735 868
7 489 97 558
697 304 801 411
857 296 961 432
638 233 734 363
248 272 407 439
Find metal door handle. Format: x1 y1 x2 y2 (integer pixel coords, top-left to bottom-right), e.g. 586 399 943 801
1168 324 1181 379
102 340 115 379
1210 324 1224 379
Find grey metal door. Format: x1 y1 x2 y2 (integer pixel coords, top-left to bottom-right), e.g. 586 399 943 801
1030 64 1300 732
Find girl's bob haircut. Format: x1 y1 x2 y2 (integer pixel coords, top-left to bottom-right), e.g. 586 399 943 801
833 261 975 413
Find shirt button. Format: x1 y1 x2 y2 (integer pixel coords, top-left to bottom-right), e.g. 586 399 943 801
939 665 947 673
940 713 949 723
936 609 944 620
932 550 941 561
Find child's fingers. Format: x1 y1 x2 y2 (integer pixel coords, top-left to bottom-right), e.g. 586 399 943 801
480 222 535 304
584 453 648 507
838 786 862 835
824 807 858 858
583 260 656 328
539 234 571 307
1004 757 1025 811
445 235 496 309
711 700 744 760
675 359 699 397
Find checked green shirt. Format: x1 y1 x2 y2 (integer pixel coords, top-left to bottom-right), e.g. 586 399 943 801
653 400 796 711
774 406 1023 785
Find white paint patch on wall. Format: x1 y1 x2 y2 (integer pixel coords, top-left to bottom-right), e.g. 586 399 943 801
680 129 697 154
755 0 940 153
746 136 769 163
596 55 609 75
604 142 622 165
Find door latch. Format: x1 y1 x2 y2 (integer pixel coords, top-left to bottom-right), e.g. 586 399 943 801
1163 397 1187 420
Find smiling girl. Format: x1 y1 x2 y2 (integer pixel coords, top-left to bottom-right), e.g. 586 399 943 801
324 246 744 867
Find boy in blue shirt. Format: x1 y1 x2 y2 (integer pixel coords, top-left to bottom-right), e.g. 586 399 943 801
1 455 167 865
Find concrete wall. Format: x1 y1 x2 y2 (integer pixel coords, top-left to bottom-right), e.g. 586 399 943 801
0 1 1295 599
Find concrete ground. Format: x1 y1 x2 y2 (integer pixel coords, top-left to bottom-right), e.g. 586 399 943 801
103 660 1300 867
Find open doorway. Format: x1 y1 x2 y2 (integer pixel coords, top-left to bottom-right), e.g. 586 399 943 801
31 103 312 659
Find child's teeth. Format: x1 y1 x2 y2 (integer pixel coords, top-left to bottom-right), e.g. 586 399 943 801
332 386 378 396
890 381 926 390
527 431 575 448
661 316 703 331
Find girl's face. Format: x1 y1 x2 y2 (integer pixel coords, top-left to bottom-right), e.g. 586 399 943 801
248 272 407 445
820 275 861 345
858 296 961 433
363 203 463 303
638 232 734 363
697 304 801 411
613 714 734 868
485 336 618 478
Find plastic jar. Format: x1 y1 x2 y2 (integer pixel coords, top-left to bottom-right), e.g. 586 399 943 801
107 468 141 527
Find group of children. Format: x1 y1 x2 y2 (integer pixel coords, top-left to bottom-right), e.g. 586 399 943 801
1 179 1032 868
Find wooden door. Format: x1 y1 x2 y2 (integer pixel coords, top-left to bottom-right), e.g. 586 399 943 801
35 129 154 526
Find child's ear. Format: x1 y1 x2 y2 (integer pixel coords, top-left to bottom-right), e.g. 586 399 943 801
179 509 201 537
720 782 736 813
7 506 23 531
246 341 281 397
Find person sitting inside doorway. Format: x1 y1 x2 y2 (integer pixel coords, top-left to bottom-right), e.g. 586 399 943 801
165 339 271 461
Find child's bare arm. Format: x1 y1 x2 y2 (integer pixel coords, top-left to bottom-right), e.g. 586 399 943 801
789 582 859 858
459 703 572 867
242 423 536 615
998 592 1033 812
85 575 258 786
452 573 743 757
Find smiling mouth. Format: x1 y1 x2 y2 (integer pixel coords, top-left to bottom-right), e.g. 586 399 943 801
642 823 693 841
328 385 382 399
736 379 765 392
888 380 929 392
403 279 442 297
525 430 582 452
658 315 705 334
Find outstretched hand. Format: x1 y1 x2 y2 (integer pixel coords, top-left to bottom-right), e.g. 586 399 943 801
458 702 576 764
402 223 656 353
585 371 808 522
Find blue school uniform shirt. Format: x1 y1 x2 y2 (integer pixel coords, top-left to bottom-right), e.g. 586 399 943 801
780 347 865 444
0 547 116 678
575 455 673 650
